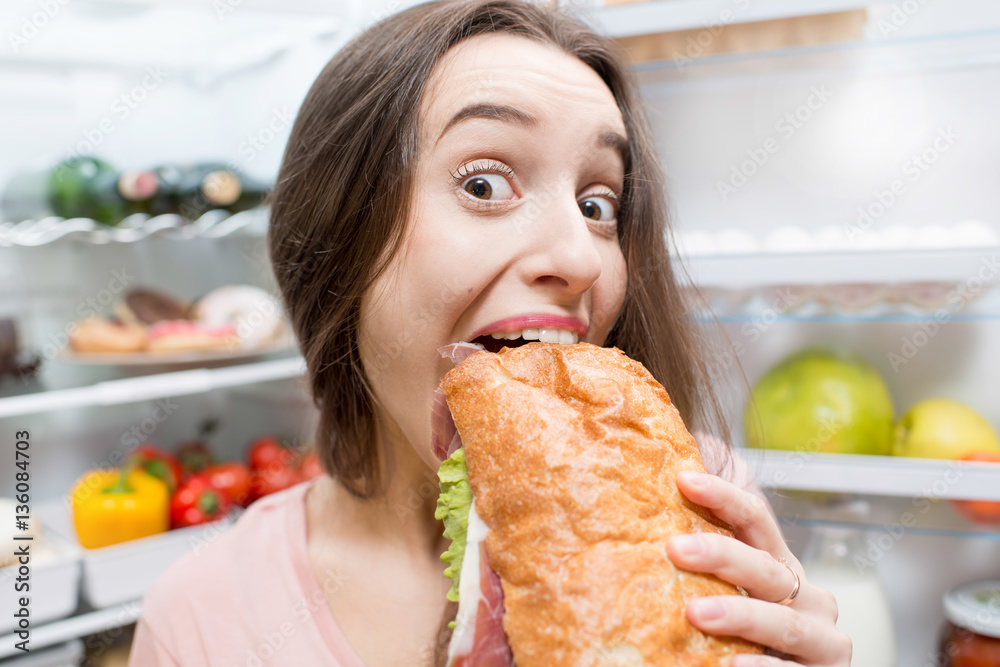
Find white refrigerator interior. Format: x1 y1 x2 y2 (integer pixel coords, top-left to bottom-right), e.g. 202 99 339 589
1 0 999 664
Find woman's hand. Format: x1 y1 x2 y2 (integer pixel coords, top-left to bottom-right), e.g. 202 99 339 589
666 471 852 667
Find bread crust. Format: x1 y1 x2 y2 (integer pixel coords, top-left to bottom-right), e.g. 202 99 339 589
441 342 762 666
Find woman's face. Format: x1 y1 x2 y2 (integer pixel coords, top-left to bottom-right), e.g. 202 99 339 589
360 34 628 473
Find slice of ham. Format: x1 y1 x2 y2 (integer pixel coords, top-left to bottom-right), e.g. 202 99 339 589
436 342 513 665
446 502 513 667
432 343 485 461
438 341 487 366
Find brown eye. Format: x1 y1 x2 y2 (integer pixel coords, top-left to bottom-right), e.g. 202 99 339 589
459 173 514 201
465 177 492 199
579 196 616 222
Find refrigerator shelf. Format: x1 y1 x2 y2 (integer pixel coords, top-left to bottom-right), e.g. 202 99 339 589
696 294 1000 324
709 310 1000 325
631 23 1000 92
587 0 868 39
681 246 1000 288
0 356 305 419
746 450 1000 502
777 515 1000 542
0 601 141 659
0 207 269 247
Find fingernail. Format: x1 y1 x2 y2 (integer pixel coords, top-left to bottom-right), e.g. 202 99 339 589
690 598 726 621
671 534 703 557
679 471 709 488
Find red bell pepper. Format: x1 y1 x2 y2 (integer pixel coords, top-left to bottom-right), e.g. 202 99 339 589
170 474 231 528
129 444 183 493
203 462 253 508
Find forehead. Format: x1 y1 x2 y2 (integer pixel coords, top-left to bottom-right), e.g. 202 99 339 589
421 33 626 141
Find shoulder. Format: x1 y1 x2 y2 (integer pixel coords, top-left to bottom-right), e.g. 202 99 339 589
140 482 313 647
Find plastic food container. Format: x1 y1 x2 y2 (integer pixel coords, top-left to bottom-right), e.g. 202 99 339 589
0 532 80 635
36 500 237 609
939 580 1000 666
4 639 84 667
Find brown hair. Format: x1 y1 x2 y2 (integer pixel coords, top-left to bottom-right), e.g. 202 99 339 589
268 0 728 498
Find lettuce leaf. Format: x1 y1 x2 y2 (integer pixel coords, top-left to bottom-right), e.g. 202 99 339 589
435 447 471 602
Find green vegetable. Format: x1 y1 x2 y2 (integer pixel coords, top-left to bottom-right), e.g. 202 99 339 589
435 447 472 602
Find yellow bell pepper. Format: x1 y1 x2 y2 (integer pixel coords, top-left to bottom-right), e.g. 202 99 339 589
71 467 169 549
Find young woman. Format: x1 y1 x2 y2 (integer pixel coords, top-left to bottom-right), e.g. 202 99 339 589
129 1 851 665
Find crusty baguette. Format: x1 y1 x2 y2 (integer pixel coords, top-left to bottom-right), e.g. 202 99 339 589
441 342 762 666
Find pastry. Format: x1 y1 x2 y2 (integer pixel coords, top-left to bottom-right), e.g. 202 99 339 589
193 285 284 349
68 316 147 353
115 289 192 326
147 320 238 353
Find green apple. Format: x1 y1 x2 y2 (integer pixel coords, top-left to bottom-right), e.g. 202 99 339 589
744 349 894 455
893 398 1000 459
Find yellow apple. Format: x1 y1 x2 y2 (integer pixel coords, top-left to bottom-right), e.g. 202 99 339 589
893 398 1000 459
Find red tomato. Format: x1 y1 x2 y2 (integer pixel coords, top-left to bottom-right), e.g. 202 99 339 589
949 451 1000 525
170 474 232 529
130 444 183 493
203 462 253 508
248 436 295 471
298 451 324 481
250 466 300 501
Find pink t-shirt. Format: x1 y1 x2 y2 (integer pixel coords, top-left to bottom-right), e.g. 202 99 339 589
129 481 366 667
129 437 763 666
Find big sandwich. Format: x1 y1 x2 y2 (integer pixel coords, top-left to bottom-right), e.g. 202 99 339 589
432 341 762 666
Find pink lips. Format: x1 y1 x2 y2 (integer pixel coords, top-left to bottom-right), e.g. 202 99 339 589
467 314 588 341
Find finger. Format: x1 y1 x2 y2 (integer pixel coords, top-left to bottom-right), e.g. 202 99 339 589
667 533 798 605
676 471 789 558
731 655 800 667
686 596 851 665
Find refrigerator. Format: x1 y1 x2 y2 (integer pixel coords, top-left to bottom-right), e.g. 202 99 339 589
1 0 998 664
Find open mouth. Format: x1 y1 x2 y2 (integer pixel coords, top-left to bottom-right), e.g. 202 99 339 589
469 328 580 354
432 331 580 461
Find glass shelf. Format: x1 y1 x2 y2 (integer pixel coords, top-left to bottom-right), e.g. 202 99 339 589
0 356 305 419
709 310 1000 325
0 603 139 659
632 25 1000 91
776 515 1000 543
752 451 1000 541
0 207 269 246
586 0 869 39
746 450 1000 502
679 246 1000 288
687 274 1000 324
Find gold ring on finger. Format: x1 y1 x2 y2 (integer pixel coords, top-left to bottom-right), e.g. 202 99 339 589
774 557 800 606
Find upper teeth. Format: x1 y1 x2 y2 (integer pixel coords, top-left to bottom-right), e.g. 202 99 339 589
489 328 579 344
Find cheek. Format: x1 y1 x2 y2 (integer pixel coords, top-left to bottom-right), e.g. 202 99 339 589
358 271 406 388
593 244 627 339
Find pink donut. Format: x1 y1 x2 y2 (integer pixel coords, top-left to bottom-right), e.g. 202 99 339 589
147 320 239 353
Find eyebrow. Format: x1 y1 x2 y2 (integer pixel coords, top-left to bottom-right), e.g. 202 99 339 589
436 102 629 159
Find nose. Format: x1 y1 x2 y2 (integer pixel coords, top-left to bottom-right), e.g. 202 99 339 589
515 193 605 295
